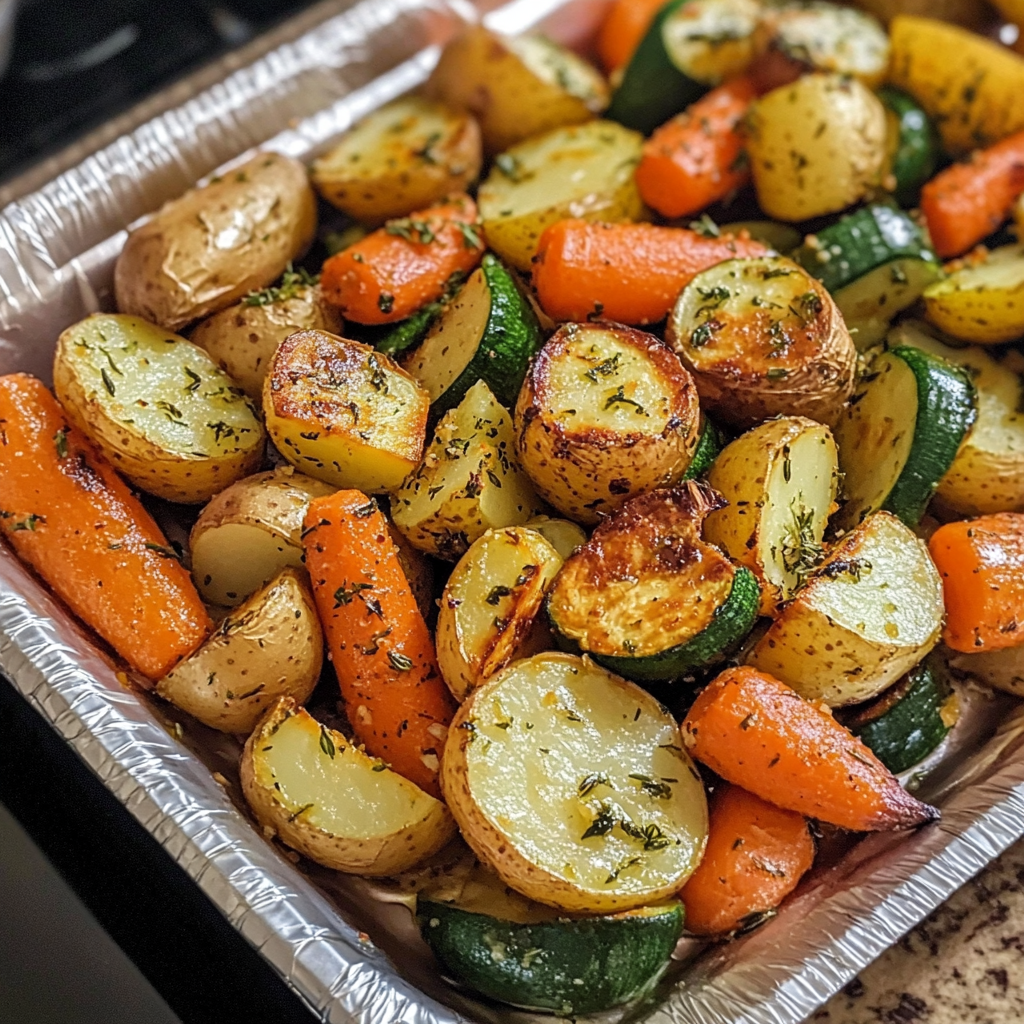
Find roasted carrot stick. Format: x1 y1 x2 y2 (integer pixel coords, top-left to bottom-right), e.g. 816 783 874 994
0 374 210 680
682 666 939 832
320 195 485 325
635 77 758 219
597 0 667 74
928 514 1024 653
680 783 814 935
532 220 768 324
303 490 456 797
920 131 1024 258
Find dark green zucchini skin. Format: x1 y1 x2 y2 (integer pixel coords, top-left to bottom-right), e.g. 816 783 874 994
374 303 443 358
683 416 724 480
847 660 955 774
882 345 977 527
418 900 684 1015
878 86 940 206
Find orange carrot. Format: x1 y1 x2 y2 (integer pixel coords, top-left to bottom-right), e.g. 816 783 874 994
921 131 1024 258
320 195 485 325
682 666 939 832
928 513 1024 653
302 490 456 797
532 220 768 324
680 783 814 935
635 77 758 219
0 374 210 680
597 0 667 74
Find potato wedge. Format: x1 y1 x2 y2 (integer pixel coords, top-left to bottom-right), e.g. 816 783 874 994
53 313 265 504
441 652 708 913
705 417 839 615
427 27 608 156
114 152 317 331
436 527 563 702
157 569 322 733
666 256 857 429
924 245 1024 345
190 277 343 399
392 380 544 560
515 323 702 525
746 74 887 222
949 644 1024 698
747 511 944 706
311 96 482 225
241 698 457 875
478 121 644 272
264 329 428 493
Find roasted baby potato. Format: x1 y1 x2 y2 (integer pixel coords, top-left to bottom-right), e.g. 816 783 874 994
53 313 265 504
515 323 702 525
478 121 645 272
441 652 709 913
427 27 609 156
311 96 482 225
436 526 563 702
190 272 343 399
705 417 839 615
264 329 428 493
948 644 1024 698
747 511 944 706
157 568 322 734
746 74 887 222
666 256 857 429
115 152 317 331
241 698 457 875
392 380 544 560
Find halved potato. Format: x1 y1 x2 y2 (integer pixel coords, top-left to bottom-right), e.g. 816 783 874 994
241 697 457 875
525 516 588 559
427 27 609 155
436 527 563 702
666 256 857 429
515 323 702 525
392 380 544 560
747 511 944 706
924 245 1024 345
441 652 708 913
157 569 322 734
264 329 428 493
190 278 343 399
114 152 317 331
53 313 265 504
662 0 763 86
705 417 839 614
478 121 644 272
311 96 482 225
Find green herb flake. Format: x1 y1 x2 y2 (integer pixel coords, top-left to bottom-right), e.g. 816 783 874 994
387 650 414 672
243 263 319 306
53 429 68 459
578 772 610 798
689 213 720 238
334 581 373 607
319 724 336 759
378 292 395 315
604 386 645 414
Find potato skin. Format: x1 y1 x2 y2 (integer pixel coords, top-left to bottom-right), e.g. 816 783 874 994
190 285 343 399
115 153 317 331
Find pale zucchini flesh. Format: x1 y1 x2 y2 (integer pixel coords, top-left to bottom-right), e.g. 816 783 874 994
525 517 588 560
662 0 762 85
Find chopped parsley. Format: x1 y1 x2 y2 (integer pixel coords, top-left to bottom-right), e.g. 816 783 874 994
243 263 319 306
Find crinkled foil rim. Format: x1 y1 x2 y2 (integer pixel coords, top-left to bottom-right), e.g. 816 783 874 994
4 2 1024 1022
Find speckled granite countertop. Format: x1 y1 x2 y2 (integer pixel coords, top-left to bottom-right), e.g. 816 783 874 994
810 840 1024 1023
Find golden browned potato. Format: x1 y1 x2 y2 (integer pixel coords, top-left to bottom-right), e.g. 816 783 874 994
115 152 317 331
666 256 857 429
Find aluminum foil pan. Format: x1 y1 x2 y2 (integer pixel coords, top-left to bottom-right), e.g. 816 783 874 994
3 2 1024 1022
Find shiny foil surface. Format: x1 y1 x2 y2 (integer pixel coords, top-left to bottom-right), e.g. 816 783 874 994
3 2 1024 1022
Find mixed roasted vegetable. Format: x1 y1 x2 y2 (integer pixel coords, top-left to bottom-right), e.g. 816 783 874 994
6 0 1024 1015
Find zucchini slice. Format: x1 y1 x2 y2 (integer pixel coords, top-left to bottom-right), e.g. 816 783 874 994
834 346 977 529
441 652 709 913
609 0 760 135
844 659 958 775
419 863 683 1016
878 86 940 206
525 516 588 560
720 221 802 254
547 483 760 681
682 415 724 481
402 254 542 415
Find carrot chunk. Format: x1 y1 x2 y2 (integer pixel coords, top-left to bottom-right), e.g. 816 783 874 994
532 220 768 325
682 666 939 832
597 0 667 74
929 513 1024 653
303 490 456 797
680 783 814 935
0 374 210 680
320 195 485 325
920 131 1024 258
635 77 758 220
